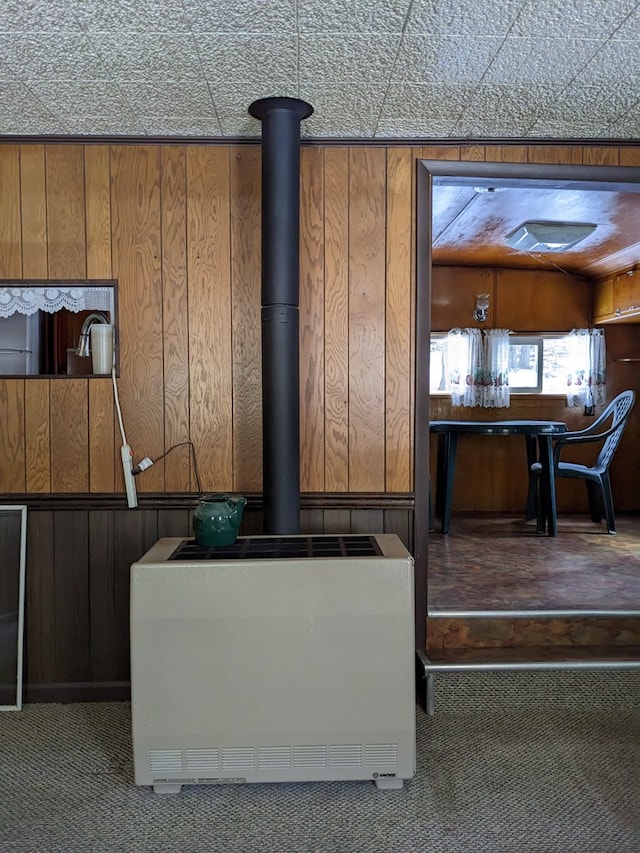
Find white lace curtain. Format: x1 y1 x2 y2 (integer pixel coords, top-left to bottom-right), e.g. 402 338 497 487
566 328 607 413
445 327 511 407
483 328 511 408
0 286 112 318
446 328 484 406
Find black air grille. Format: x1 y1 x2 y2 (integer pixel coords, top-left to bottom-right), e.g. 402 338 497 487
168 535 381 562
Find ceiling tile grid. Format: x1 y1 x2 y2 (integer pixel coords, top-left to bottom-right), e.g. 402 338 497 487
0 0 637 139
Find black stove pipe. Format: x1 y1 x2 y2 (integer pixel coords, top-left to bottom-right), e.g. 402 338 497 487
248 96 313 534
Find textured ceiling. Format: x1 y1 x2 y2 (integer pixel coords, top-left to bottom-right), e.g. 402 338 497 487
0 0 639 140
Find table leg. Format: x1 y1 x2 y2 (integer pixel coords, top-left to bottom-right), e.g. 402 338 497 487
537 434 558 537
439 433 457 534
524 435 538 520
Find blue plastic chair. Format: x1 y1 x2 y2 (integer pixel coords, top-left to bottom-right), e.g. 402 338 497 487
531 389 635 534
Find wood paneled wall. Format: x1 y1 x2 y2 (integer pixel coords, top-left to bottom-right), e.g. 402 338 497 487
0 143 414 496
1 141 638 504
432 266 590 332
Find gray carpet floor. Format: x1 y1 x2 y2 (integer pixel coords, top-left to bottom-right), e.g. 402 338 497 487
1 671 638 853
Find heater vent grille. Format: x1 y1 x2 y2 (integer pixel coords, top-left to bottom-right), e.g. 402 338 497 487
168 535 382 562
329 744 363 767
257 746 291 769
185 749 220 773
293 745 327 767
221 748 256 771
149 750 182 773
364 744 398 765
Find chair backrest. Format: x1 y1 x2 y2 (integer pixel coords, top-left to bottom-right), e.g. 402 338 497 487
595 389 635 471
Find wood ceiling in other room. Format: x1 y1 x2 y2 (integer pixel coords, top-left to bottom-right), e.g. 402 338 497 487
432 183 640 279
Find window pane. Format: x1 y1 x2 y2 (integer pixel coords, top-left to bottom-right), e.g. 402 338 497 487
430 338 446 392
542 336 572 393
508 343 540 389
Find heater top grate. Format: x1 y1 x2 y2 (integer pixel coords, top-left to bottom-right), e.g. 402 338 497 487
167 535 382 562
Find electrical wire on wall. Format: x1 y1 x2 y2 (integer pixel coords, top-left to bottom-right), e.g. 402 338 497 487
109 335 202 503
110 352 138 508
133 441 203 497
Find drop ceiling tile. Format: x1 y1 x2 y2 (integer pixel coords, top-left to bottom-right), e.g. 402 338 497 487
484 37 605 86
297 0 411 32
299 34 401 83
510 0 638 39
526 118 620 138
392 35 503 85
374 117 455 138
24 80 137 120
604 108 640 136
59 113 147 135
405 0 525 36
73 0 192 32
612 6 640 38
545 84 637 124
182 0 296 33
118 81 216 118
91 33 202 81
578 39 640 84
0 0 83 31
196 34 297 82
0 114 67 135
453 84 556 137
298 84 385 137
0 33 111 82
138 116 224 136
0 82 61 128
0 61 16 82
378 82 470 127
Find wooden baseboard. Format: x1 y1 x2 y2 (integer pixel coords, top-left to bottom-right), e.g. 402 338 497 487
24 681 131 704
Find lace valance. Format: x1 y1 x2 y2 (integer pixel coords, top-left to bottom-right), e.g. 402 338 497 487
0 286 112 318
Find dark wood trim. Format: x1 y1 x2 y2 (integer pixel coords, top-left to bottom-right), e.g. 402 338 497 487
1 491 415 510
2 135 638 149
414 161 432 651
421 160 640 192
25 681 131 704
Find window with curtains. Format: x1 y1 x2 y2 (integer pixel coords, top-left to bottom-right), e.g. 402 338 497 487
430 329 606 412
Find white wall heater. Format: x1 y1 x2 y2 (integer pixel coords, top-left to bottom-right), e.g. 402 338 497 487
130 533 416 794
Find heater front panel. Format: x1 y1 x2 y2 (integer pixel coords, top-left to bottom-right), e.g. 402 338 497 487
130 536 416 788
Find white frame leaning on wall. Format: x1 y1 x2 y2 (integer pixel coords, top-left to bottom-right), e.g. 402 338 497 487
0 505 27 711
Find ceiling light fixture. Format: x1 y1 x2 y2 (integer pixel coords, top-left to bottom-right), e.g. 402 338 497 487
506 221 597 252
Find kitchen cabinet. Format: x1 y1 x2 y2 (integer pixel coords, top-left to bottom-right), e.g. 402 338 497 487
592 270 640 324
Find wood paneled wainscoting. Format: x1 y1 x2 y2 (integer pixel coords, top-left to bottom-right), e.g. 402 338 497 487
13 493 414 703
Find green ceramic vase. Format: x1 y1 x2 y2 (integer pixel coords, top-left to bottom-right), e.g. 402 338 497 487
192 493 247 547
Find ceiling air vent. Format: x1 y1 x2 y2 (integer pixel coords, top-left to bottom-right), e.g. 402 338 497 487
506 221 597 252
